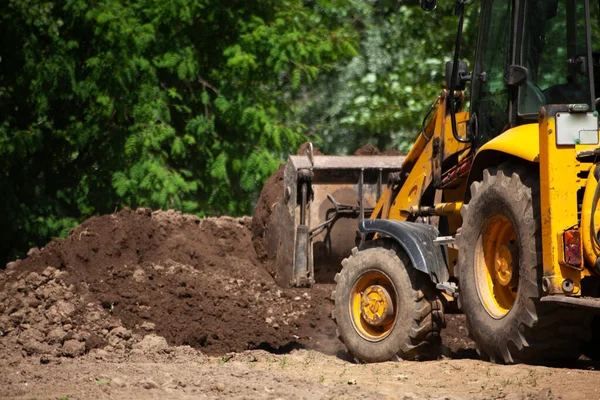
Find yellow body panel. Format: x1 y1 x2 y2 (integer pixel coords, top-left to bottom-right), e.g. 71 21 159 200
387 94 470 221
371 97 598 295
400 96 444 173
477 123 539 163
538 112 592 295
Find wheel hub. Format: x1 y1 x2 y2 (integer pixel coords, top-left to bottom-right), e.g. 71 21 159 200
475 214 520 319
350 270 398 342
360 285 394 326
495 244 515 287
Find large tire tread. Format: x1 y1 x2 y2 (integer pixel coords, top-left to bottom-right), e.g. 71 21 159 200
458 162 590 364
332 240 444 362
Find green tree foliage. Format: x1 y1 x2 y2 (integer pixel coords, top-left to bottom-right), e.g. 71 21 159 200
308 1 478 154
0 0 360 264
1 0 478 265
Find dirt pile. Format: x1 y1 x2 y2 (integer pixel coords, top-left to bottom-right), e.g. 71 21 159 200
251 163 284 272
0 208 339 360
353 143 403 156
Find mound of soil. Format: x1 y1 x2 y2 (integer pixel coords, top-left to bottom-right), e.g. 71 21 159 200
1 143 474 364
353 144 403 156
0 208 339 360
250 164 284 274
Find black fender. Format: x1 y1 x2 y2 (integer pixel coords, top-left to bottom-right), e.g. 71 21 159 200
358 219 449 284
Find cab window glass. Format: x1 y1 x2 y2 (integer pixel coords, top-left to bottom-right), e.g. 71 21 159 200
470 0 513 144
592 0 600 100
520 0 592 114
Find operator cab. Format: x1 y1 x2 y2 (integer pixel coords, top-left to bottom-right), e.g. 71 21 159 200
468 0 600 148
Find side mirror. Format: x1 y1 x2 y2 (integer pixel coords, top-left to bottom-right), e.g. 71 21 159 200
504 65 529 87
445 60 471 91
421 0 437 11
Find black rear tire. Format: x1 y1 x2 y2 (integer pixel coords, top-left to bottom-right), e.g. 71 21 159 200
332 240 444 362
582 316 600 360
458 163 590 364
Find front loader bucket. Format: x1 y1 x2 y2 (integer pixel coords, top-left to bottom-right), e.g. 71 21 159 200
265 153 405 287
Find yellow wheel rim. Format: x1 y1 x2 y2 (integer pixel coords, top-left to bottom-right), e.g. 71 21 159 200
475 215 519 319
350 270 397 341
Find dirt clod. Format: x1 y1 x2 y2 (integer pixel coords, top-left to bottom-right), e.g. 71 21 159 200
141 379 159 390
61 339 86 357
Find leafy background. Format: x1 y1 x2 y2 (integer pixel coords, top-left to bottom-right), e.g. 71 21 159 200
1 0 476 266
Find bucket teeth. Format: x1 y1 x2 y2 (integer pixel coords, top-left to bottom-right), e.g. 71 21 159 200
331 310 336 320
351 247 359 256
330 290 336 301
334 272 341 283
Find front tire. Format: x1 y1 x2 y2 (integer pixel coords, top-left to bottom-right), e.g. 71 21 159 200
458 163 589 363
332 240 444 362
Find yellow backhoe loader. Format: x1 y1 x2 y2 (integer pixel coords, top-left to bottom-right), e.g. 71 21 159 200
256 0 600 364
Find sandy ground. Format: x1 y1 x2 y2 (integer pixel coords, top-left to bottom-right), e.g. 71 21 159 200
2 349 600 400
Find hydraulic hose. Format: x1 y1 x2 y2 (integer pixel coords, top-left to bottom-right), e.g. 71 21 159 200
420 97 440 141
